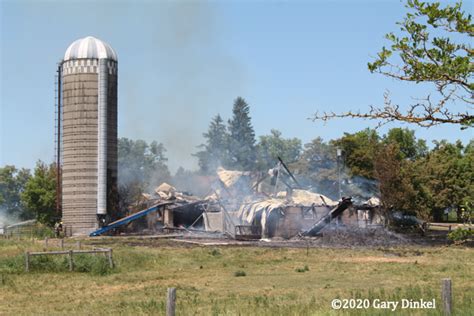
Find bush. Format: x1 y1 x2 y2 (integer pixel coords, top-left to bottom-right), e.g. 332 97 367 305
295 265 310 273
210 248 221 256
73 254 113 275
448 228 473 243
32 224 55 238
0 255 25 274
234 270 246 277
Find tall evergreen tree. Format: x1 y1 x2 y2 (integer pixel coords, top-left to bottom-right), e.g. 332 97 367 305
228 97 257 170
194 114 230 173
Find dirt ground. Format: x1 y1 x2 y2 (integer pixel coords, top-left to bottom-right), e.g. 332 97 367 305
85 226 469 249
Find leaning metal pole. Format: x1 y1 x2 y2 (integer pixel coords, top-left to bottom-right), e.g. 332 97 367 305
301 197 353 236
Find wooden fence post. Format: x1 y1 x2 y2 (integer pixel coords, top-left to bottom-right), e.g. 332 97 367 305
59 239 64 250
441 278 452 316
107 249 114 268
76 241 81 250
44 237 48 249
68 250 74 272
25 252 30 272
166 287 176 316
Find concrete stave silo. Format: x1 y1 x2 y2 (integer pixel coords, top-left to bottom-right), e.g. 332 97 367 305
60 36 118 235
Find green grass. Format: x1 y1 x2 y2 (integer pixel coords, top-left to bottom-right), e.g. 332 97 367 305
0 238 472 315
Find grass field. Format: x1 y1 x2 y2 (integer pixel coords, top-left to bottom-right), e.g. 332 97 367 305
0 238 472 315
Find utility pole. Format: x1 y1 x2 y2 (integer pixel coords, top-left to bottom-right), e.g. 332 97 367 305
336 148 342 200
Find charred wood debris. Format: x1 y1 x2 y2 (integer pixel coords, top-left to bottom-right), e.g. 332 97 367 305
114 158 384 240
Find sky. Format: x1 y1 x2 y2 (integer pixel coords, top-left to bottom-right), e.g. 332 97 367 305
1 0 472 172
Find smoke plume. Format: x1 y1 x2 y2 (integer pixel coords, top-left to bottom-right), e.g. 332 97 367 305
121 2 245 172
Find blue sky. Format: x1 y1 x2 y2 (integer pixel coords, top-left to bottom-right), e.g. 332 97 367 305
1 0 472 172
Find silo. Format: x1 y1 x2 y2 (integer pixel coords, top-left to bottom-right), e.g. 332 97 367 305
60 36 118 235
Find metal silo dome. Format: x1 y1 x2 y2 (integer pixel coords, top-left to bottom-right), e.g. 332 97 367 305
63 36 117 61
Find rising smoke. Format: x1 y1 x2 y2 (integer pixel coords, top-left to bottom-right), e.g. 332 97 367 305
121 2 245 172
0 208 19 233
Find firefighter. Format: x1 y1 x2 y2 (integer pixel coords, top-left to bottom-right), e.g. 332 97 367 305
54 221 63 238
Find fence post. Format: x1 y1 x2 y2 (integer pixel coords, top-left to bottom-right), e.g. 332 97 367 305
25 252 30 272
76 241 81 250
44 237 49 249
107 249 114 269
166 287 176 316
441 278 452 316
60 239 64 250
68 250 74 272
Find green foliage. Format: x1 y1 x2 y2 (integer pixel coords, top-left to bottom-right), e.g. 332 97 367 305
194 114 230 173
0 252 113 275
0 254 25 274
368 0 473 128
73 254 113 275
447 227 473 242
118 138 170 188
332 129 380 179
20 161 57 225
228 97 257 170
291 137 338 198
117 138 171 213
384 128 428 159
256 129 302 171
295 265 309 273
418 141 473 220
196 97 257 173
209 248 221 256
0 165 30 219
375 144 417 219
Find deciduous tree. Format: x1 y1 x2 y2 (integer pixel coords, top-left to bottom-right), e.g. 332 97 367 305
21 161 56 225
256 129 302 171
0 165 30 219
314 0 473 128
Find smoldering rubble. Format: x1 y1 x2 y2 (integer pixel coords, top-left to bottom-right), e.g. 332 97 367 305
93 157 412 249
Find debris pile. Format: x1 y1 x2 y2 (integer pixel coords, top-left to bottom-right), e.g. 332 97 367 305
99 157 385 241
307 227 411 248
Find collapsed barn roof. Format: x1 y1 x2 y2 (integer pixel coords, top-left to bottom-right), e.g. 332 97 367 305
217 167 252 188
276 189 337 207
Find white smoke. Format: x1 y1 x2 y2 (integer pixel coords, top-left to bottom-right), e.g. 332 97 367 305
0 208 19 234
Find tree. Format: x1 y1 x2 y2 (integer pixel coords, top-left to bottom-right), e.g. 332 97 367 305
21 161 57 225
228 97 257 170
331 129 380 179
313 0 473 128
118 138 170 189
419 140 474 220
291 137 338 198
194 114 230 173
256 129 302 171
383 128 428 159
0 165 30 219
117 138 171 213
375 144 418 222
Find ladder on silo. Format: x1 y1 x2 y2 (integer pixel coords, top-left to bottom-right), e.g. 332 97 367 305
54 62 63 218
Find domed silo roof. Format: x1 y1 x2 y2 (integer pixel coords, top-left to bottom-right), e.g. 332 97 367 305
64 36 117 61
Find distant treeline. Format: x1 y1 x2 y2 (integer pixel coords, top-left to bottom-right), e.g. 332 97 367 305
1 97 472 226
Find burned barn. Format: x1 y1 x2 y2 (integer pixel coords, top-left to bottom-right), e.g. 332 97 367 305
89 159 382 240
